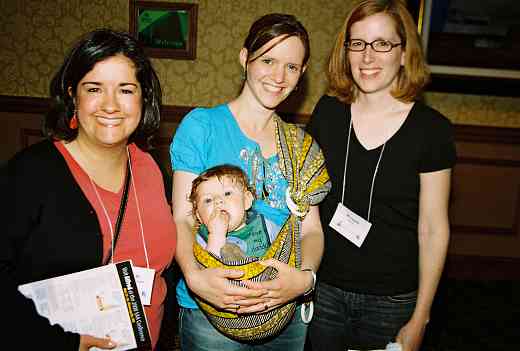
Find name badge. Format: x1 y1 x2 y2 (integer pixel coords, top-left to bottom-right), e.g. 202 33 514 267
132 266 155 306
329 203 372 247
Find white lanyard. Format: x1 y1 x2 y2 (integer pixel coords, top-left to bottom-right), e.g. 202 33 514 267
89 147 150 268
341 117 385 221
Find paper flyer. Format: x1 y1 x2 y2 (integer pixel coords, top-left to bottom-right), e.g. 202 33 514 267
18 261 152 351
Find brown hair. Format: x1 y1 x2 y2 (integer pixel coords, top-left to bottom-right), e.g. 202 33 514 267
44 28 162 150
243 13 310 66
189 165 252 216
238 13 310 93
328 0 429 103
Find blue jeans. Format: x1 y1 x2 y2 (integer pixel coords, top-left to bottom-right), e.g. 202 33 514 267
309 281 417 350
179 306 307 351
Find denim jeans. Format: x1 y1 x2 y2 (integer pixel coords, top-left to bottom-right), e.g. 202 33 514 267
309 281 417 351
179 306 307 351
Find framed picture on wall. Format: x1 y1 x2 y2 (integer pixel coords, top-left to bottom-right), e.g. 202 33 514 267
409 0 520 96
129 1 198 60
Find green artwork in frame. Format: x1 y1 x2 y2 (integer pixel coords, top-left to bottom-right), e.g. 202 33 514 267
130 1 198 60
138 9 189 50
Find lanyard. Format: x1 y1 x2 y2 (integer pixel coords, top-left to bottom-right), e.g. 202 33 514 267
127 148 150 268
341 117 386 221
90 148 150 267
91 159 131 265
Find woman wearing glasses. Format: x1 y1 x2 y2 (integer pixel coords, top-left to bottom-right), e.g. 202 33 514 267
306 1 456 351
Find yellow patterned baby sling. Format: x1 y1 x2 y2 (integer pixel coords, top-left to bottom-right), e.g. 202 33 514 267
193 114 331 342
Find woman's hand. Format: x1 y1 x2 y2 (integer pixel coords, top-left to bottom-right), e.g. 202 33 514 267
233 206 323 314
395 317 427 351
79 334 116 351
186 266 268 312
237 259 312 314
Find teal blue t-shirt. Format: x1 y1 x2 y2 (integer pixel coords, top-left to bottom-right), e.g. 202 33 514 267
170 104 290 308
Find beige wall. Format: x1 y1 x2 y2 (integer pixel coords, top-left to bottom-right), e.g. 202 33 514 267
1 0 519 127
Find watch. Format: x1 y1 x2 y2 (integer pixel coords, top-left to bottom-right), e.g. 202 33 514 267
301 268 317 296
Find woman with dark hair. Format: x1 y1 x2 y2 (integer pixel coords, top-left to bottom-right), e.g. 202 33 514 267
2 29 176 350
307 1 456 351
170 13 328 350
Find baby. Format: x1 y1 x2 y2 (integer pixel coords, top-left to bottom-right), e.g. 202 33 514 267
190 165 272 261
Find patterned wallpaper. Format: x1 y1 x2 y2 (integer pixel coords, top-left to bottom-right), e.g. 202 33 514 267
1 0 519 127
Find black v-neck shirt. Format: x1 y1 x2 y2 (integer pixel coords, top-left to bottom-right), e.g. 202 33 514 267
307 95 456 295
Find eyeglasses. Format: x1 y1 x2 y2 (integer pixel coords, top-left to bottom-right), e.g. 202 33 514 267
345 39 402 53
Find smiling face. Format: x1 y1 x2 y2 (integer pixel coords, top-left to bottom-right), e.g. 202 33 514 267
348 12 405 98
71 54 142 149
240 35 306 111
195 176 254 233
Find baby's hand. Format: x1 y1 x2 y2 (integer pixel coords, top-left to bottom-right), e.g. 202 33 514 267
208 209 229 235
206 209 229 254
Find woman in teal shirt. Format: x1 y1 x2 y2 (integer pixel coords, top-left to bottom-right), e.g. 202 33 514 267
170 13 325 350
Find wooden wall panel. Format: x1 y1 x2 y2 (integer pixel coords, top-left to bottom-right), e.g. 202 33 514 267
1 111 45 161
450 162 519 236
2 95 519 279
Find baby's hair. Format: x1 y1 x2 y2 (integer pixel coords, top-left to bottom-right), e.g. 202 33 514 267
189 164 252 216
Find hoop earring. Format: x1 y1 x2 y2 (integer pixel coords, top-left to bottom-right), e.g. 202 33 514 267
69 113 78 129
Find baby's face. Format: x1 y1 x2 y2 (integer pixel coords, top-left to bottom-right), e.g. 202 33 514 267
195 176 253 232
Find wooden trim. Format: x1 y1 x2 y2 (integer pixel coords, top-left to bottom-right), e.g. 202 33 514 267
0 95 51 114
155 136 173 147
451 224 515 236
289 112 520 144
457 157 520 167
444 255 520 280
161 105 193 123
454 124 520 145
1 95 519 140
3 95 520 281
451 155 520 238
20 128 44 149
277 111 310 124
0 95 194 123
285 113 520 144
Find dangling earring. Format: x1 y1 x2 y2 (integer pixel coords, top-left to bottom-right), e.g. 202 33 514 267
69 112 78 129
